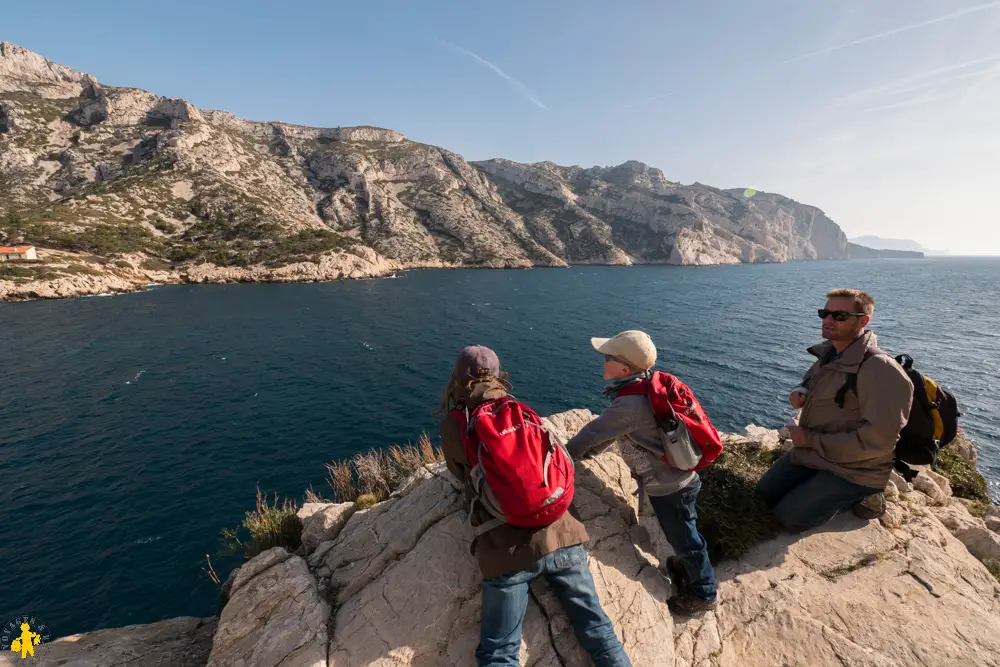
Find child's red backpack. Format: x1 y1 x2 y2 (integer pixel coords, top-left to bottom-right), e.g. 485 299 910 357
617 371 723 471
452 396 575 536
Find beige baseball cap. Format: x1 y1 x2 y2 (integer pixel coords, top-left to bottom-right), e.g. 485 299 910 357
591 330 657 371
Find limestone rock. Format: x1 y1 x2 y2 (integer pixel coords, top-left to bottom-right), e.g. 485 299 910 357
0 41 88 97
913 471 949 506
880 500 907 528
0 617 216 667
744 425 781 451
703 503 1000 667
932 504 1000 563
888 469 913 494
297 502 357 554
922 469 953 498
949 430 979 465
987 516 1000 534
207 548 330 667
541 408 598 444
0 249 180 301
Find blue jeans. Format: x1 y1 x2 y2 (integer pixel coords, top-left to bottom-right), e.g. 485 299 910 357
647 476 718 601
477 544 632 667
756 451 883 533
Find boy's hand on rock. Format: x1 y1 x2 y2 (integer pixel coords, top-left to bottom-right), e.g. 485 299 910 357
789 391 807 409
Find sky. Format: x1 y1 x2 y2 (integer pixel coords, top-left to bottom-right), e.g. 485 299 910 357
5 0 1000 255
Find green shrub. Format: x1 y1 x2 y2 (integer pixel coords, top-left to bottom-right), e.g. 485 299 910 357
356 494 379 509
934 449 991 503
696 441 781 563
63 263 103 276
140 258 171 272
220 486 302 560
1 212 28 242
150 216 178 234
7 219 164 258
0 264 58 281
966 501 990 518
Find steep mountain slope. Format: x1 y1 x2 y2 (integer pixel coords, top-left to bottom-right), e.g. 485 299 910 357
473 160 849 265
1 42 852 300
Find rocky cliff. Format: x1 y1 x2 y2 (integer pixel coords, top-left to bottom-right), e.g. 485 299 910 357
10 410 1000 667
2 43 857 301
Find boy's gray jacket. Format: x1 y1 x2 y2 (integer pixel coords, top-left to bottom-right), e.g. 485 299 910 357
565 393 696 496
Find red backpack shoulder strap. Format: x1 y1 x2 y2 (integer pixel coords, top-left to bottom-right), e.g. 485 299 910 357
644 372 680 425
650 371 678 393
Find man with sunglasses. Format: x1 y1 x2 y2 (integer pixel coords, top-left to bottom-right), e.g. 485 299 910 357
756 288 913 532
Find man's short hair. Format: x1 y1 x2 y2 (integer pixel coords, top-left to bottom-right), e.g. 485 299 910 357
826 288 875 315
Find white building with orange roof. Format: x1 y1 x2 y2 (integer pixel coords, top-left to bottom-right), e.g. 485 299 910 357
0 245 37 261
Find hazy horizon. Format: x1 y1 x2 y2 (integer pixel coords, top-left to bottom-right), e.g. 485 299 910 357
5 0 999 255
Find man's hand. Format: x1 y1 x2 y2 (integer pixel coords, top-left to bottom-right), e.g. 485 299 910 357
789 391 807 409
789 426 811 448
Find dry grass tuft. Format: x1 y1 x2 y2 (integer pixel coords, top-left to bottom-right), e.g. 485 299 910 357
323 432 443 504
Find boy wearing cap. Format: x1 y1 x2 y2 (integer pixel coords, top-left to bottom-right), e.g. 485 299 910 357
438 345 633 667
564 331 718 615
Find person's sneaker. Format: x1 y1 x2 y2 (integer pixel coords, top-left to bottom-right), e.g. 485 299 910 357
852 492 886 520
665 556 687 591
668 591 718 616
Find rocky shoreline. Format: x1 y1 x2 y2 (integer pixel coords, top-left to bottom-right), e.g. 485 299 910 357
0 247 419 302
0 248 926 303
7 411 999 667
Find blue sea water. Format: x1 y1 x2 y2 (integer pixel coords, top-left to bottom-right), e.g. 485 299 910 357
1 258 998 637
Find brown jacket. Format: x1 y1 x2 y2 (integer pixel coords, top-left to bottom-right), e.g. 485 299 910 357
791 331 914 489
440 378 590 579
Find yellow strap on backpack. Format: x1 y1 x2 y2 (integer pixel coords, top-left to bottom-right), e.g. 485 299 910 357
924 377 944 441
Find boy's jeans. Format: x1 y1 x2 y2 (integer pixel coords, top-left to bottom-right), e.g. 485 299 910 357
647 475 718 601
477 544 633 667
756 451 882 532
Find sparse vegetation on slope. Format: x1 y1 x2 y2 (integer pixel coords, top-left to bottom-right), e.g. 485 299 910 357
220 486 303 560
934 448 991 504
322 433 443 504
696 440 782 563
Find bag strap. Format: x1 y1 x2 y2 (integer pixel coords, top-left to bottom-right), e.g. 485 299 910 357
893 459 920 482
654 373 682 430
834 349 880 409
472 516 507 537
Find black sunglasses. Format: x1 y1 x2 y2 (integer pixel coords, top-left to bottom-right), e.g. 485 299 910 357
818 309 866 322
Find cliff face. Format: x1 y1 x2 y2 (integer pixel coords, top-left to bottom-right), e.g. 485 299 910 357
2 43 858 300
475 161 850 266
14 411 1000 667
